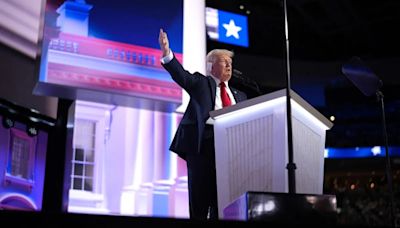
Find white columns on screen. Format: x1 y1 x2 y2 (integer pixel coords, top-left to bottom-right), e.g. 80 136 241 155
114 107 141 214
152 179 174 217
169 176 189 218
168 112 181 180
133 109 155 186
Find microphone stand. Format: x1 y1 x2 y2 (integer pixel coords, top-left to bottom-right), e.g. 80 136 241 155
376 91 396 228
283 0 296 193
342 58 397 227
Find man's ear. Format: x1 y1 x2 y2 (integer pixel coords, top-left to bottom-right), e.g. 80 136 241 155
206 62 212 73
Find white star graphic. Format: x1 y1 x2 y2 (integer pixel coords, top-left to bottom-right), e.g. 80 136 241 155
222 19 242 39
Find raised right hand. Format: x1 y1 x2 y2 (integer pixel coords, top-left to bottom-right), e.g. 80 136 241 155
158 28 170 57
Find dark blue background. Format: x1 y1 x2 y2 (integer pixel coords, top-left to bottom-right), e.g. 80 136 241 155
87 0 183 53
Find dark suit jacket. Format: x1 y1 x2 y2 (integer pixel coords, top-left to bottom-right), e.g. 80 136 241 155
162 56 247 160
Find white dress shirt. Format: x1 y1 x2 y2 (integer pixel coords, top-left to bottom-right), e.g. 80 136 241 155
209 76 236 110
160 50 174 64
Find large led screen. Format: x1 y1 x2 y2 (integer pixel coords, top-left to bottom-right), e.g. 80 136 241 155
35 0 184 111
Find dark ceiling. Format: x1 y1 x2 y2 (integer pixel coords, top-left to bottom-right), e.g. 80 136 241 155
206 0 400 148
206 0 400 61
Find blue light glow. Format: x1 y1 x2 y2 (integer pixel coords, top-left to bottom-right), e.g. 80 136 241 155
325 146 400 158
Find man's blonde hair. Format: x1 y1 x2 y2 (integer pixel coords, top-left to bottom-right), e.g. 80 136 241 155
206 49 234 75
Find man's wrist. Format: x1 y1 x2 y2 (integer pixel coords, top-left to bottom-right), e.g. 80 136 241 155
163 49 170 57
160 49 173 64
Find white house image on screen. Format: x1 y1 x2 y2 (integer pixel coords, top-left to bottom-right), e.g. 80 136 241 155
39 0 194 218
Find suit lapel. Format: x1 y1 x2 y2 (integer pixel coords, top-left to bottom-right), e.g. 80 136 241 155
230 87 242 102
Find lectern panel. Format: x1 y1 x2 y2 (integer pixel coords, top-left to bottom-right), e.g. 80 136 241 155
292 116 325 193
210 89 333 219
225 115 274 204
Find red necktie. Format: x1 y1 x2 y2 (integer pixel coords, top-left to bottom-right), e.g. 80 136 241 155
220 82 232 107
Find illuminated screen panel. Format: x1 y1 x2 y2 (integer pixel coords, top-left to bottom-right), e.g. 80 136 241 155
206 7 249 47
35 0 183 111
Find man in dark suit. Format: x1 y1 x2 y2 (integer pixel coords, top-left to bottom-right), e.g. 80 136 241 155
159 29 247 220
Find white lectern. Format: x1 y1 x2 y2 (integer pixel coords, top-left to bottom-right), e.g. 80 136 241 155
209 89 333 218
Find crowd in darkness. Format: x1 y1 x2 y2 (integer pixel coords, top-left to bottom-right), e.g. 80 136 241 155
324 170 400 226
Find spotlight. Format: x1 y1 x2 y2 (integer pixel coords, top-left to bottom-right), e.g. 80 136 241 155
27 125 38 137
2 117 14 129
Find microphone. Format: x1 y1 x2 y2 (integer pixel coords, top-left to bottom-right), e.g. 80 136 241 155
233 69 243 77
232 69 261 95
233 69 247 82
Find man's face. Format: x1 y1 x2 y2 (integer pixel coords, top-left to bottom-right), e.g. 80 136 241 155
211 54 232 82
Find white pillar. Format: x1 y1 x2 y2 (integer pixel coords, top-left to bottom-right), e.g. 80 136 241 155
134 182 154 216
177 0 206 113
169 176 189 218
152 179 174 217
